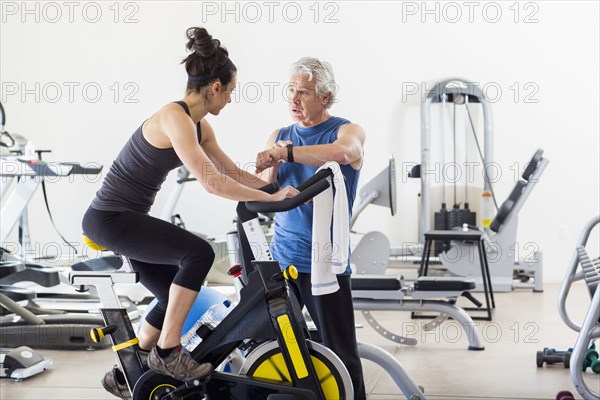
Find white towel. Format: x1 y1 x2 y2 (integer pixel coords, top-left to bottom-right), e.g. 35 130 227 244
311 161 350 296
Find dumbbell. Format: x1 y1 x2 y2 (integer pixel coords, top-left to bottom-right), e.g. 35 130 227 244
536 348 572 368
582 349 600 373
556 390 575 400
563 350 571 368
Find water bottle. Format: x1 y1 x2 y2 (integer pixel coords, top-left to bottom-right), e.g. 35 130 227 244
181 300 232 352
481 191 493 228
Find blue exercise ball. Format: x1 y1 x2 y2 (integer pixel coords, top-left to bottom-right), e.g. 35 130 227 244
139 287 228 334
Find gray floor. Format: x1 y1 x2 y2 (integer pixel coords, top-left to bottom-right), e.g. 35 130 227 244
1 283 598 399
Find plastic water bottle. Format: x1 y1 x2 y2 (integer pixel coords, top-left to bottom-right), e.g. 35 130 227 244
181 300 232 352
199 299 232 329
481 191 493 228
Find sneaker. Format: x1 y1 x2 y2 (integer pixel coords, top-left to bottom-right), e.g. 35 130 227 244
101 365 131 400
147 345 213 381
139 349 149 367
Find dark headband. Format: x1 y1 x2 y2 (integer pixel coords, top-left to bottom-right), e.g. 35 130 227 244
188 59 235 84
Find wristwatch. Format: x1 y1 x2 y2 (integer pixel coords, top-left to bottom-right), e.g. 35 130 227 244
286 143 294 163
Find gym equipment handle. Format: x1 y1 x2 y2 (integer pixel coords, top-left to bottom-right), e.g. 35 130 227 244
246 168 333 213
0 101 5 128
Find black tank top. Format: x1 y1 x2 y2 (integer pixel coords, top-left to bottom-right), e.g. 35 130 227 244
91 101 201 213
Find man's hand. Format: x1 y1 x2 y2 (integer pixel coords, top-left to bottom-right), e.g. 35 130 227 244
255 147 287 173
273 140 292 149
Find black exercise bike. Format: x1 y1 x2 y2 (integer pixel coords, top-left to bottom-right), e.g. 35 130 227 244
70 168 354 399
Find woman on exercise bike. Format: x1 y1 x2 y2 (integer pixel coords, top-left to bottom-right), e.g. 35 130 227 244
82 26 298 399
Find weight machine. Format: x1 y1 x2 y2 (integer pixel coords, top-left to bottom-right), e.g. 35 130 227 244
352 78 546 292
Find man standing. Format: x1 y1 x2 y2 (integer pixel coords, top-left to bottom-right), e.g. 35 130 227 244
255 57 366 399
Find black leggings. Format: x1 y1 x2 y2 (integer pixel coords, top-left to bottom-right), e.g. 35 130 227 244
82 207 215 330
288 273 366 400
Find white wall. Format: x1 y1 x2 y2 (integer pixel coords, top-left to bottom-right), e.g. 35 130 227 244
1 1 598 282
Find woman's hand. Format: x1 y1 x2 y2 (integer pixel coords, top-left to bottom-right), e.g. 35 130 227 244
268 186 299 201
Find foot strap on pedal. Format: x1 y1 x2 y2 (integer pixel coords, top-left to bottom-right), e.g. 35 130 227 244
113 338 139 352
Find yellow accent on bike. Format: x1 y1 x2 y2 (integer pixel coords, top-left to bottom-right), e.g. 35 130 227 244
284 265 298 280
311 354 340 398
251 351 341 399
150 384 177 398
90 327 104 343
276 314 308 379
81 234 107 251
112 338 139 352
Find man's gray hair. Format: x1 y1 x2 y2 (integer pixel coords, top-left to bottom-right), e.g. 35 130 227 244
290 57 337 109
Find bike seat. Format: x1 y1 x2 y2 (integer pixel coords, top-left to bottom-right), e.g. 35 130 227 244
71 234 137 286
81 234 107 251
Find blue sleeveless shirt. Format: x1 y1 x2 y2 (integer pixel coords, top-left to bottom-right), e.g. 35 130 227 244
270 116 361 275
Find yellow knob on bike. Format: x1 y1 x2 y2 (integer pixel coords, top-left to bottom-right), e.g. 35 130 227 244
90 327 103 343
90 325 117 343
283 265 298 280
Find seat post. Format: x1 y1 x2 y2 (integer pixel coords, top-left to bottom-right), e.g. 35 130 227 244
69 270 138 309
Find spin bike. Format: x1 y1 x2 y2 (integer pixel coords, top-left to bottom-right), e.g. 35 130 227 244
70 169 354 399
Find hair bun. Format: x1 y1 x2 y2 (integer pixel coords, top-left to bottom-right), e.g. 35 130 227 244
182 26 233 83
186 27 220 58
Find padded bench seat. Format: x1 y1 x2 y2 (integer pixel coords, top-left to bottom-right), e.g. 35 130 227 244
414 276 476 291
351 274 486 350
351 275 475 292
351 276 403 291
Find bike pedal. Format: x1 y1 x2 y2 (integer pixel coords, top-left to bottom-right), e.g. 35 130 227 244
239 339 258 352
162 375 212 400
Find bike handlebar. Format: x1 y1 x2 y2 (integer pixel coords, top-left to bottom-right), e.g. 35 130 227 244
246 168 333 213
